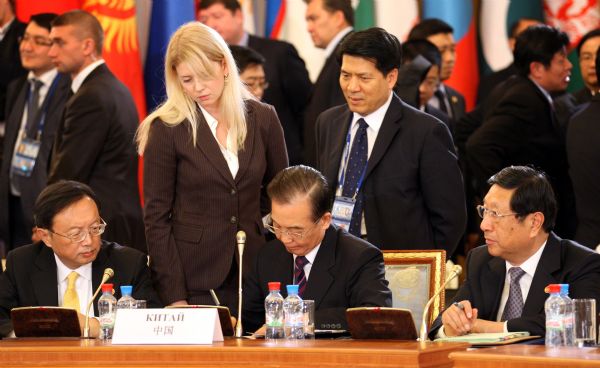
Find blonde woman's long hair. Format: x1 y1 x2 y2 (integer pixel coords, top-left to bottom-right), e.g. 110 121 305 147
137 22 253 154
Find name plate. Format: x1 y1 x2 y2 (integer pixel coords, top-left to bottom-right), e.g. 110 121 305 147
111 308 224 344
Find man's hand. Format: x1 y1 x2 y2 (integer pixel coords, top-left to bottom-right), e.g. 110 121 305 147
441 300 478 336
77 313 99 338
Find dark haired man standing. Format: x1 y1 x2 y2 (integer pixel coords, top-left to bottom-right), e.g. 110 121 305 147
46 10 145 252
198 0 311 165
243 165 391 332
466 25 574 238
0 180 161 338
0 13 71 254
315 27 466 255
430 166 600 339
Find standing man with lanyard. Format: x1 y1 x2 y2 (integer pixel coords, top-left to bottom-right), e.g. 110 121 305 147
0 13 70 254
315 27 466 255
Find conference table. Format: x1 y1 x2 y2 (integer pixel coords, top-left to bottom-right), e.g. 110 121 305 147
0 338 469 367
450 344 600 368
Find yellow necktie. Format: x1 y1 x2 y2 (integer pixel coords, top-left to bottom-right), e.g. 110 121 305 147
63 271 80 312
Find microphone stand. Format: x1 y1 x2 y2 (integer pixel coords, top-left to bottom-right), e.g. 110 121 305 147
83 268 114 338
235 231 246 338
418 265 462 342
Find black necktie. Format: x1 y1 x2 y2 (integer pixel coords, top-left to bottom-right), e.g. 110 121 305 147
25 79 44 138
501 267 526 321
434 89 451 118
341 118 368 236
294 256 309 297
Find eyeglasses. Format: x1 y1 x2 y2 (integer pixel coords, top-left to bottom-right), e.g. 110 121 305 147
265 216 321 240
244 79 269 91
49 219 107 243
18 34 53 47
476 205 518 220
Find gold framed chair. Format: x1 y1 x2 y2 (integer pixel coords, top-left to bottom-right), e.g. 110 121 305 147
382 250 446 332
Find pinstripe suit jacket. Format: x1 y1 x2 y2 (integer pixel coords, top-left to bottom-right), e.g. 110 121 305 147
143 99 288 305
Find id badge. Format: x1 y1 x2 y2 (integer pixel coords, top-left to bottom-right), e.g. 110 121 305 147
11 137 41 177
332 196 356 230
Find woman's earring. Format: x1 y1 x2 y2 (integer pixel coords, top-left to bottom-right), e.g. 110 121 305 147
224 73 229 82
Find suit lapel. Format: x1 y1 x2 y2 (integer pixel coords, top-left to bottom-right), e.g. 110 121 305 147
483 256 506 319
303 227 336 310
235 101 255 183
194 107 236 186
324 109 352 186
31 246 59 307
365 95 403 179
523 234 562 316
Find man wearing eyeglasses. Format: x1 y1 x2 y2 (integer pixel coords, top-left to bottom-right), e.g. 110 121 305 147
0 180 161 338
428 166 600 340
242 165 392 333
0 13 71 256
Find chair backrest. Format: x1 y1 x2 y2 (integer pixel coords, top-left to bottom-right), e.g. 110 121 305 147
382 249 446 332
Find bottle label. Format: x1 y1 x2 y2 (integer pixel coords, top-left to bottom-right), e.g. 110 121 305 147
546 318 563 330
100 313 116 327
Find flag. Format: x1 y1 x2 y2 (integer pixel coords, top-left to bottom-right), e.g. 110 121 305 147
423 0 479 111
144 0 196 112
265 0 286 38
15 0 81 22
543 0 600 92
354 0 375 31
480 0 544 74
375 0 418 41
82 0 146 121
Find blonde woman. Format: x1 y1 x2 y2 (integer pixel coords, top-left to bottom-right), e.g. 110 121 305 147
137 22 288 311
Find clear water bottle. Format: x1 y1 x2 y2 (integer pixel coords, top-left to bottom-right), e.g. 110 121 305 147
97 283 117 340
117 285 136 310
545 284 565 347
283 284 304 340
265 282 285 340
560 284 575 346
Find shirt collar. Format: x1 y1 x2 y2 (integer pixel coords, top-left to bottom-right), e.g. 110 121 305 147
324 26 353 59
71 59 105 94
54 253 93 283
294 243 321 265
198 103 218 130
351 91 393 133
238 32 249 47
505 240 547 277
0 17 14 37
529 78 554 105
27 68 58 87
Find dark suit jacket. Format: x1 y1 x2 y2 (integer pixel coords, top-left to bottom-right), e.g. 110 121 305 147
567 95 600 248
303 34 350 166
0 240 162 337
572 87 594 105
476 63 518 106
466 75 575 237
243 225 392 332
47 64 145 253
248 35 311 165
0 19 26 123
315 95 467 255
0 73 71 249
143 99 288 306
429 232 600 339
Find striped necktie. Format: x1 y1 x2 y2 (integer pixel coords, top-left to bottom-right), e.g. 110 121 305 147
294 256 310 297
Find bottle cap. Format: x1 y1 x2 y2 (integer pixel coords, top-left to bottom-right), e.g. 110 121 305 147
544 284 561 294
560 284 569 295
101 283 113 293
268 282 281 291
120 285 133 296
286 284 299 295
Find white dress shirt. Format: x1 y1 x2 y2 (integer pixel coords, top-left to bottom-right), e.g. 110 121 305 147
324 27 353 59
293 244 321 281
54 254 95 317
71 59 105 94
198 104 239 178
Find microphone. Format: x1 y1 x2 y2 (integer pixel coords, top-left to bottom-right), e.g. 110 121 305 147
83 268 114 338
418 264 462 342
235 231 246 338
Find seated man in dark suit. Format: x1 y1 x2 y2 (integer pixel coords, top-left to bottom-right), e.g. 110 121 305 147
0 180 161 338
429 166 600 339
243 165 391 332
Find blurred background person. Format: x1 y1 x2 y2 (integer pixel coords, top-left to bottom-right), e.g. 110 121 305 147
566 46 600 250
572 29 600 105
136 22 288 312
199 0 310 165
229 45 268 101
0 13 70 255
46 10 145 253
